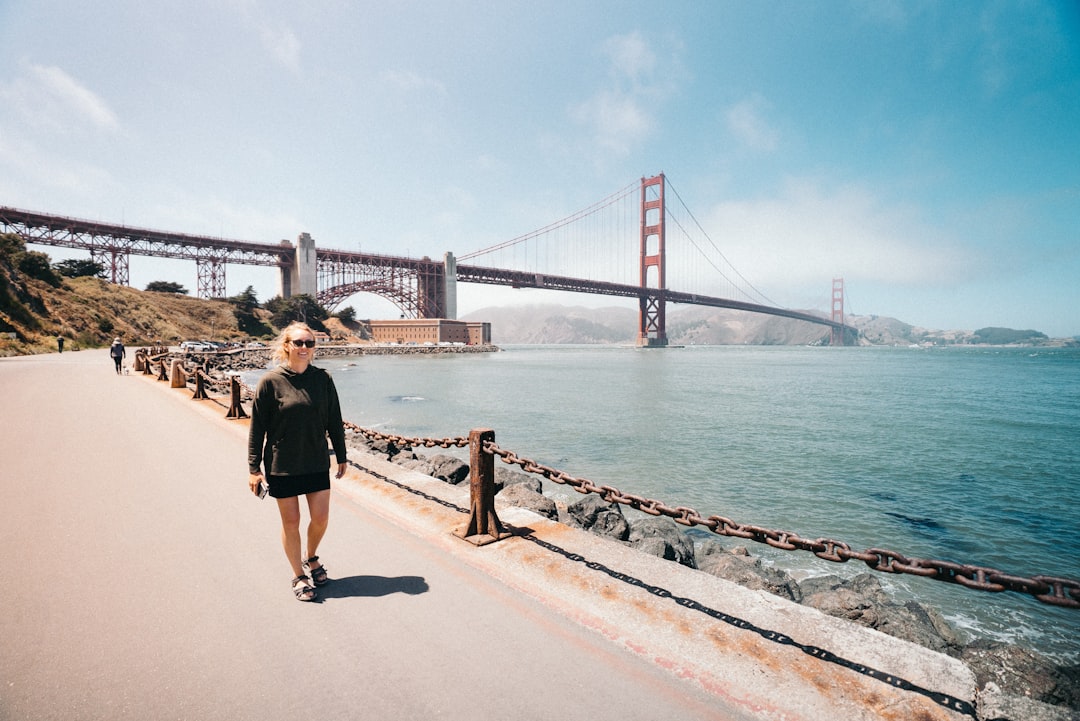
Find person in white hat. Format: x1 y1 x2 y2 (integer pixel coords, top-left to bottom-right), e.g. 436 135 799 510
109 337 126 374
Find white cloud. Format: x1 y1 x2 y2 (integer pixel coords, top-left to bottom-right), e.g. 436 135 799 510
229 0 301 72
726 94 779 152
603 31 656 86
259 22 301 73
0 64 118 134
701 178 974 295
0 137 114 205
571 32 667 156
571 90 653 156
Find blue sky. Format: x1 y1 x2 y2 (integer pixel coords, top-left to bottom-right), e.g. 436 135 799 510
1 1 1078 336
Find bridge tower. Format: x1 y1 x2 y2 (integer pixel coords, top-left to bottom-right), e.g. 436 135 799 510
830 277 846 346
637 174 668 347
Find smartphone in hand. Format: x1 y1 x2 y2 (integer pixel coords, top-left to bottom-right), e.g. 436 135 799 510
257 481 268 499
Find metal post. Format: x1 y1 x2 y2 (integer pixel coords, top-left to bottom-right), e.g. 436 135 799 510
454 428 510 546
192 370 209 400
225 376 248 419
170 360 186 388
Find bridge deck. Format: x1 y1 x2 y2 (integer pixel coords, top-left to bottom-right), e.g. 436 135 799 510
0 350 974 720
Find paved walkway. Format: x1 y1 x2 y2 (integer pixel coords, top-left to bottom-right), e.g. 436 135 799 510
0 350 977 721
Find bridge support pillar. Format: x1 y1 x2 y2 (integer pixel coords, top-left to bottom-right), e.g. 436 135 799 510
637 174 668 347
286 233 318 298
443 252 457 320
91 248 129 286
196 258 226 299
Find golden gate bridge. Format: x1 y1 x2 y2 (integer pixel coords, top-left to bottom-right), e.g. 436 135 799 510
0 174 851 346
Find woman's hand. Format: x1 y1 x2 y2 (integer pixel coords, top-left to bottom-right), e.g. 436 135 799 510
335 462 347 479
249 471 264 495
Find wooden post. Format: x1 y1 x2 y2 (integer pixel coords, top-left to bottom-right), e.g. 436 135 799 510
454 428 510 546
156 357 169 381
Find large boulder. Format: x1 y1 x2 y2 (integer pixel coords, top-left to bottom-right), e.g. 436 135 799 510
565 494 630 541
799 573 962 655
495 465 543 494
427 454 470 485
627 517 696 568
392 453 469 485
349 435 412 461
498 483 559 521
696 542 800 601
962 639 1080 710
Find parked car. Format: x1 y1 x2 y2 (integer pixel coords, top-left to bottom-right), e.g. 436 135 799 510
179 341 213 352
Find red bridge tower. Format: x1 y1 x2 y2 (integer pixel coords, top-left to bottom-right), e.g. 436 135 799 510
637 174 667 347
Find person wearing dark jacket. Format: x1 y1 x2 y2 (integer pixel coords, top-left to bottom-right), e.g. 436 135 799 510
109 337 125 373
247 322 347 602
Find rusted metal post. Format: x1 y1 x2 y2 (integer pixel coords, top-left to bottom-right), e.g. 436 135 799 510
225 375 248 419
454 428 511 546
169 360 186 388
192 370 209 400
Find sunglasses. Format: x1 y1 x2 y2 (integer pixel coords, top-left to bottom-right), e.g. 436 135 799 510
289 339 316 348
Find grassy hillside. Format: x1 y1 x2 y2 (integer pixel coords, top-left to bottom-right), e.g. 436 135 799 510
0 271 254 356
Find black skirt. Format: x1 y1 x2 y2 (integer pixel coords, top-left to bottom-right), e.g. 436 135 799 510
268 470 331 499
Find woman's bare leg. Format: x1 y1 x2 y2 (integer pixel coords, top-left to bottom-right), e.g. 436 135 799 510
304 489 331 568
275 496 304 578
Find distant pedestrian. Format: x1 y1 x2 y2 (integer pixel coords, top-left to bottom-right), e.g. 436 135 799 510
247 322 348 602
109 337 125 374
56 335 64 353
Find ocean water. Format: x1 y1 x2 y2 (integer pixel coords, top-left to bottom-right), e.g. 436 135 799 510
317 344 1080 662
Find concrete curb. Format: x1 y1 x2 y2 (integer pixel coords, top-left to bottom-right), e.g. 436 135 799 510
332 450 978 721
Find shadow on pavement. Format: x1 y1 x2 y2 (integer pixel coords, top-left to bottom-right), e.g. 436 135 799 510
316 575 430 600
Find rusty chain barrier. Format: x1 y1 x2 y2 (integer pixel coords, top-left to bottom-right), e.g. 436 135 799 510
176 364 1080 610
479 441 1080 609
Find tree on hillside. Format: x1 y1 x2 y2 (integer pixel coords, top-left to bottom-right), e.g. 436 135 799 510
54 258 105 278
146 280 188 294
0 232 26 257
17 251 62 287
334 306 356 323
264 294 328 330
227 285 272 336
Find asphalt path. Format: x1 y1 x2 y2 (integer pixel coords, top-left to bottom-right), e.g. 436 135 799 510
0 349 746 721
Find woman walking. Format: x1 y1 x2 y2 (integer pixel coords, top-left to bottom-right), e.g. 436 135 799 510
248 322 348 601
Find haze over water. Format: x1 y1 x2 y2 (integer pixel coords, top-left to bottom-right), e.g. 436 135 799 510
320 344 1080 662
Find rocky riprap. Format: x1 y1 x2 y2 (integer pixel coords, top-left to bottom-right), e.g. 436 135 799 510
350 434 1080 719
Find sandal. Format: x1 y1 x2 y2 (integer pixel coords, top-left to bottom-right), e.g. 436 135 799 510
304 556 329 586
292 574 316 602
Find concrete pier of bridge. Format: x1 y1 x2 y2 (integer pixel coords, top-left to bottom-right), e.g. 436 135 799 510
1 350 1004 721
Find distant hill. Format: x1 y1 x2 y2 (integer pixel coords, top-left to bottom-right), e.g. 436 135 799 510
462 304 1071 347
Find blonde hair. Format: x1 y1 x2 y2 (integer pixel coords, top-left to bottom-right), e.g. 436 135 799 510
271 321 316 364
